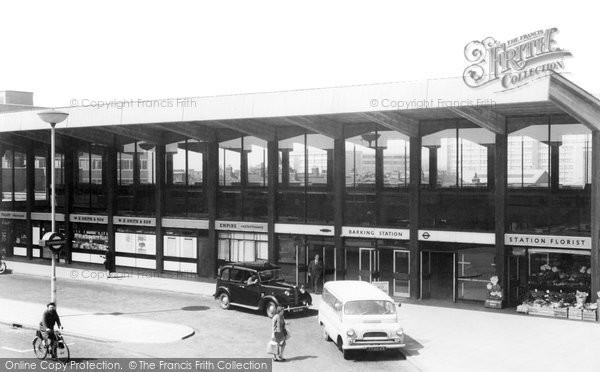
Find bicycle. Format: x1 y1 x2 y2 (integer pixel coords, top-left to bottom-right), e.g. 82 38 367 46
33 328 70 362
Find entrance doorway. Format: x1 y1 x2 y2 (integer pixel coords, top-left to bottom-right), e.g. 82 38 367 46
421 251 455 301
359 248 378 282
393 250 410 297
307 241 335 287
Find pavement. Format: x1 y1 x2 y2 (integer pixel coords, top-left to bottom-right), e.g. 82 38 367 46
2 259 600 371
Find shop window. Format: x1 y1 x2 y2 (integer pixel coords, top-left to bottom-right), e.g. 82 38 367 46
528 251 591 294
217 232 268 262
457 247 496 301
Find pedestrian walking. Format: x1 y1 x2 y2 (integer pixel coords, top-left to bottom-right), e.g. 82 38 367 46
103 249 116 278
271 306 288 362
307 254 323 294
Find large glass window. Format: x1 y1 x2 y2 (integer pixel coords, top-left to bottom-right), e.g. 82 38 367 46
457 247 496 301
528 251 590 294
217 232 268 262
2 148 14 203
346 133 376 189
165 140 206 217
277 134 333 224
508 124 549 188
34 153 47 202
74 145 106 213
219 138 241 186
382 131 410 188
421 123 494 231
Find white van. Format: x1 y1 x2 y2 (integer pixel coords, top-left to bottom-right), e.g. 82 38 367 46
317 280 405 359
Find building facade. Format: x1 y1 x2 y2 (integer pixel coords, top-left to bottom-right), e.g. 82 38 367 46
0 75 599 309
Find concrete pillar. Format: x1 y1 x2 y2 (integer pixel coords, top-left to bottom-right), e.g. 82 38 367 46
106 144 117 274
63 139 74 264
267 140 278 263
155 144 165 273
204 141 219 278
281 149 291 187
26 142 34 260
334 137 345 280
425 145 439 188
495 131 508 307
591 130 600 303
409 136 421 299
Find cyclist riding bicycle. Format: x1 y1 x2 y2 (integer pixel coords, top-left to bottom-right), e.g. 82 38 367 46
40 302 62 356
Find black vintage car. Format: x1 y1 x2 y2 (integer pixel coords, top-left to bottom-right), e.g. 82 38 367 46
214 261 312 317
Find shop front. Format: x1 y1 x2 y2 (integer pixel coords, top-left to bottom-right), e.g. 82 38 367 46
419 230 496 303
162 217 209 274
342 226 410 298
0 211 27 257
114 216 157 269
70 214 109 265
274 223 335 286
216 221 268 267
506 234 596 320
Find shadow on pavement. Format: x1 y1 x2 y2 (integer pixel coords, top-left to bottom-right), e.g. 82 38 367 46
284 355 318 361
402 334 424 356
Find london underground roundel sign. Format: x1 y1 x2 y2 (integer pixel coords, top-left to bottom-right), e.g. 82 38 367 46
40 232 66 253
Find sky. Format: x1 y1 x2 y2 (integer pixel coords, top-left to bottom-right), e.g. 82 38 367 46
1 0 599 108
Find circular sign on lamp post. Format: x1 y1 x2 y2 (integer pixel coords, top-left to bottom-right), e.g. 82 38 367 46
40 232 66 253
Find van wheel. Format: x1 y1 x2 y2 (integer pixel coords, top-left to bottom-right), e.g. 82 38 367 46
218 293 230 310
265 301 277 318
337 337 351 359
321 324 330 342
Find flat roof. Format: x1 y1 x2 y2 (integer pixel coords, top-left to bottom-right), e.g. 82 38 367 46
324 280 393 302
0 74 598 146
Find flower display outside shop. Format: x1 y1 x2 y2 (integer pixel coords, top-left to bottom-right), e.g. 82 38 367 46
517 258 597 321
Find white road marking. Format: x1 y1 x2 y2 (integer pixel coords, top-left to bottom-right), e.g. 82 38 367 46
1 346 30 353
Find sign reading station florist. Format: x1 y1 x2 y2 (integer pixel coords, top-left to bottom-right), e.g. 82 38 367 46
505 234 591 250
463 27 571 90
342 227 409 240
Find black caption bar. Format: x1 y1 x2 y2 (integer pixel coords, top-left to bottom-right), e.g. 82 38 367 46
1 358 272 372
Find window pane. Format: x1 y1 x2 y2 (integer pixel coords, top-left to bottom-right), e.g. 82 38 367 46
34 154 47 201
219 138 242 186
2 149 13 202
556 124 592 188
381 131 410 188
280 135 305 187
508 124 549 188
306 134 332 187
346 134 376 188
246 137 267 187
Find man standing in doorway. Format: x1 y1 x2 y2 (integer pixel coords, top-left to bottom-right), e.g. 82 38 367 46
308 254 323 294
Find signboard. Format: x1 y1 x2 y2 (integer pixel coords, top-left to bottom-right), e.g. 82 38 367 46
505 234 590 250
216 221 268 233
40 232 66 253
114 216 156 227
371 281 390 294
342 227 409 240
70 214 108 224
0 211 27 220
274 223 335 236
418 230 495 244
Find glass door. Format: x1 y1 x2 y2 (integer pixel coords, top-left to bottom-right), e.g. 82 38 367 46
359 248 378 282
393 250 410 298
420 251 431 299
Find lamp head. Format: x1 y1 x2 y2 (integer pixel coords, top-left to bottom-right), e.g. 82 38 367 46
38 110 69 125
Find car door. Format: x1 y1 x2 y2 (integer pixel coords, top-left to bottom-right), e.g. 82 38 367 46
227 268 247 305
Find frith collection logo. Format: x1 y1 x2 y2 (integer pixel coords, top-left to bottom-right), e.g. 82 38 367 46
463 28 571 90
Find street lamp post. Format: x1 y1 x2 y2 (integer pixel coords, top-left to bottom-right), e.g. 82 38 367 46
38 110 69 304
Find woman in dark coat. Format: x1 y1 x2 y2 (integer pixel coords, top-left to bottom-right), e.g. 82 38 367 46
103 249 116 278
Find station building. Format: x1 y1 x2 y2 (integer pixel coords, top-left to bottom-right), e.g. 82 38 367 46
1 74 599 308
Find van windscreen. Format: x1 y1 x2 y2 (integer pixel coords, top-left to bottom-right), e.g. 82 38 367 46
344 300 396 315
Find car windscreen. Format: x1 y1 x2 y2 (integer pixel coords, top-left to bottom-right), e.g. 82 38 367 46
343 300 396 315
258 269 284 283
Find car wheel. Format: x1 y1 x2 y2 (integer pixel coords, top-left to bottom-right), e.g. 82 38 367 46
265 301 276 318
218 293 230 310
321 324 330 342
